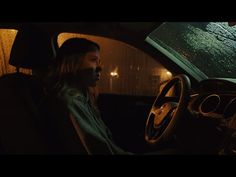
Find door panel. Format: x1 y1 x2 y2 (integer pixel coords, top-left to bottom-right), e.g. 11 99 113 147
98 93 155 153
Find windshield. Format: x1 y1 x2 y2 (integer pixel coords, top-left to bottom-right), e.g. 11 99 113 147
146 22 236 79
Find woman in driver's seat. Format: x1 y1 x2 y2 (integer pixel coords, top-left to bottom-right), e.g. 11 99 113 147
43 38 132 154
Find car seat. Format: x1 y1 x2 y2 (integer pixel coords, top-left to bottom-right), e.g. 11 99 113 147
0 23 87 154
0 24 54 154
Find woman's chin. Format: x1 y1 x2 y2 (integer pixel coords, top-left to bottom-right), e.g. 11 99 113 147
88 81 97 87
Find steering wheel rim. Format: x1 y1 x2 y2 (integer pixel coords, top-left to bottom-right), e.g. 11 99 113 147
145 74 191 145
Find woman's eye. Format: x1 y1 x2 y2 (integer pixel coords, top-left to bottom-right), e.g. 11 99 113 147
90 58 97 62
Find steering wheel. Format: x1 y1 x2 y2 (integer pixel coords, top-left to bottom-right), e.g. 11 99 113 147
145 74 191 145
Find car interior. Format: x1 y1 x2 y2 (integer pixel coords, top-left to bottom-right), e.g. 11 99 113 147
0 22 236 154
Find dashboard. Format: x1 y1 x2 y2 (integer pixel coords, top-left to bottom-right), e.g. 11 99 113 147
188 78 236 130
182 78 236 154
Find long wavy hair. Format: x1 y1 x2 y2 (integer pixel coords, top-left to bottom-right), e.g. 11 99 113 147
44 38 100 107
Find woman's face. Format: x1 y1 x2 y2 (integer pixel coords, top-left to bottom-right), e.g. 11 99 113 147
76 50 101 87
80 50 101 71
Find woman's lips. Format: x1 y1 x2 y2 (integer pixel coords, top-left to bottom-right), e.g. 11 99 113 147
94 73 100 81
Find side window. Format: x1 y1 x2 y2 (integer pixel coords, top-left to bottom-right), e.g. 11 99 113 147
0 29 31 76
58 33 173 96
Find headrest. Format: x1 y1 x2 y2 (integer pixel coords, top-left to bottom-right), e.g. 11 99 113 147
9 24 55 69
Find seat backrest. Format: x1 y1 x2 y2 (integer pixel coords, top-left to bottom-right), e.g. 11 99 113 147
38 94 87 154
0 24 55 154
0 73 48 153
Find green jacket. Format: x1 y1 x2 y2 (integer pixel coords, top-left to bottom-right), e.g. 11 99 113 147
58 85 132 155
